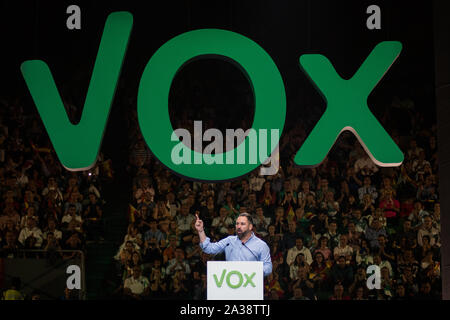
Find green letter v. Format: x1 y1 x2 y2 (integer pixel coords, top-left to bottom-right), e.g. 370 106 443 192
295 41 404 167
213 269 227 288
21 12 133 171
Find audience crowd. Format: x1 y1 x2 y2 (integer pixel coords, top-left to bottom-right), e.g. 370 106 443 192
0 97 112 299
114 82 441 300
0 73 441 300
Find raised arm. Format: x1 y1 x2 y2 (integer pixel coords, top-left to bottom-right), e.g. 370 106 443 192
195 213 230 255
195 213 206 243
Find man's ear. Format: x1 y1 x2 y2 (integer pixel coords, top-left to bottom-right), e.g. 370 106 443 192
249 224 254 231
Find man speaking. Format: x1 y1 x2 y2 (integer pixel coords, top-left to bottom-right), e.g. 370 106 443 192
195 212 272 277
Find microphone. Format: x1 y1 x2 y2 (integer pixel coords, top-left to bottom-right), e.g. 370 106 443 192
242 241 259 260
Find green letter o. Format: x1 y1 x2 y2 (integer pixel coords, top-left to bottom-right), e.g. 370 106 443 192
137 29 286 181
226 270 243 289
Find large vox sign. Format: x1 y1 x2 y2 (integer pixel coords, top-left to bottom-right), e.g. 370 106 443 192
20 12 404 181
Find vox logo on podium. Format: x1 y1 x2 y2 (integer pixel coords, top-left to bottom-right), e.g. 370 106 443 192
213 269 256 289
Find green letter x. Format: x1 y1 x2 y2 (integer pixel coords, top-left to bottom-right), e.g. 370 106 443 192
243 272 256 287
295 41 404 167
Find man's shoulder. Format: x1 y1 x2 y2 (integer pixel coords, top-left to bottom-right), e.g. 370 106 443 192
225 235 238 242
250 233 266 242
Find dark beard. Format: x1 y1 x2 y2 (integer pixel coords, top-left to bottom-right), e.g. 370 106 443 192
237 230 249 240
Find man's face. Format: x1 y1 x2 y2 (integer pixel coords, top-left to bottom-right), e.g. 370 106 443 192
289 222 296 232
268 225 275 235
378 236 386 246
334 285 344 295
356 287 364 297
329 222 337 232
235 216 252 240
404 220 411 230
295 238 303 249
133 267 141 279
373 219 380 229
181 204 189 215
293 288 303 298
219 207 227 217
6 232 15 244
160 221 169 232
348 223 355 232
70 193 78 202
27 218 36 228
422 283 431 294
326 191 334 200
297 267 307 279
404 267 412 279
373 255 381 265
256 207 263 216
434 203 440 214
27 207 35 216
284 181 291 191
424 217 432 228
176 249 185 261
69 207 76 216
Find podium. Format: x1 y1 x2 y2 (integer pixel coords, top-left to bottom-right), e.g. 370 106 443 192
207 261 264 300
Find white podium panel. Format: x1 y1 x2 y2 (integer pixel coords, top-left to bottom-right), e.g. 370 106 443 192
207 261 263 300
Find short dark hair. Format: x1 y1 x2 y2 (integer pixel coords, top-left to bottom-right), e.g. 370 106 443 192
237 212 253 225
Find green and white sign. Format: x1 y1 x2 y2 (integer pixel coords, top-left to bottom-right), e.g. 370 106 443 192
21 11 403 181
207 261 263 300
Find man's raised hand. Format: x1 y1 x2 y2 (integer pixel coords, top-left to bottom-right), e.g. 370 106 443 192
195 213 204 233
